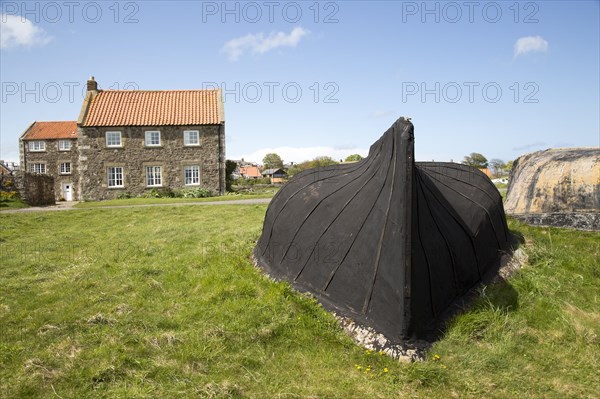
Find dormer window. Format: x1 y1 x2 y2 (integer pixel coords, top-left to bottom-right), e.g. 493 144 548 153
28 141 45 152
145 131 161 147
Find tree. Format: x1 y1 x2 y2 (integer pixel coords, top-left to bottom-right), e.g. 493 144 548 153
286 156 340 178
462 152 488 168
344 154 364 162
263 153 283 170
286 162 307 178
488 158 506 177
503 160 514 175
309 156 338 169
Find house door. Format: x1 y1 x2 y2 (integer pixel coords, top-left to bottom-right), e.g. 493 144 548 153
62 183 73 201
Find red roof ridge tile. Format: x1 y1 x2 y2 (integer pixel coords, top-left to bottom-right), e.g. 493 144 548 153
97 89 220 93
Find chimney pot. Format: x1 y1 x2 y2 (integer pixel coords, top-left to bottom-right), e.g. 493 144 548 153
87 76 98 92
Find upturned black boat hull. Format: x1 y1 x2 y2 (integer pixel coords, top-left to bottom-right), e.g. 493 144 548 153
254 118 510 340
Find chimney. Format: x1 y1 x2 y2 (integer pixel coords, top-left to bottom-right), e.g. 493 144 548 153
87 76 98 92
78 76 99 125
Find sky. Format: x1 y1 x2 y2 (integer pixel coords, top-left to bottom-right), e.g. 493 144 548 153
1 0 599 165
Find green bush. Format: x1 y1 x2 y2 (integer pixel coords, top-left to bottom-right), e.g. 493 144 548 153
158 188 177 198
0 191 19 200
237 177 271 186
116 191 133 199
143 188 176 198
123 187 215 199
179 187 214 198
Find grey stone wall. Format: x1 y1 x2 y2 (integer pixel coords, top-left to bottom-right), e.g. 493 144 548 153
12 171 55 206
78 125 225 201
20 138 80 201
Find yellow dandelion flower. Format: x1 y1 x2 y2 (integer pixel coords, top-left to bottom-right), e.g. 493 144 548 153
433 354 440 361
383 368 389 373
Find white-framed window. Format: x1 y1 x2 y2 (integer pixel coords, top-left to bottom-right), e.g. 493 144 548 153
58 140 71 151
106 131 122 147
28 141 45 152
29 163 46 174
107 167 124 187
183 130 200 146
59 162 71 175
146 166 162 187
184 165 200 185
145 131 161 147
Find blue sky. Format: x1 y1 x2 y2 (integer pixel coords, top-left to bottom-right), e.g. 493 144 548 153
1 0 599 165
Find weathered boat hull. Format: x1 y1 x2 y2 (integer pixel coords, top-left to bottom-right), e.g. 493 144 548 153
254 118 510 340
505 148 600 230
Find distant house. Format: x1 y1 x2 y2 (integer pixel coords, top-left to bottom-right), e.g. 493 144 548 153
18 77 226 201
262 168 287 184
239 165 262 179
0 161 16 175
479 168 492 178
19 121 79 200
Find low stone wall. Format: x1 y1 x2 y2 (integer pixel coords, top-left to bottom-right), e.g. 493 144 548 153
11 172 55 206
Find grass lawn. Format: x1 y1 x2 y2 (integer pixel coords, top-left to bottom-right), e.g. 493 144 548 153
0 198 30 210
1 206 598 398
74 193 275 209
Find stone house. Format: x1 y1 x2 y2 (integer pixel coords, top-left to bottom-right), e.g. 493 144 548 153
18 77 226 201
19 121 79 200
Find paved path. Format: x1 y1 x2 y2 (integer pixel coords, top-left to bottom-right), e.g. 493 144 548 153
0 198 271 214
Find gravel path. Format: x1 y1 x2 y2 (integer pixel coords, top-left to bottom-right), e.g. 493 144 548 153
0 198 271 214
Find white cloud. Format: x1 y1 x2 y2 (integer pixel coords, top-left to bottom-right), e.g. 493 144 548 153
514 35 549 57
1 14 53 49
371 110 393 118
221 27 309 61
512 141 546 151
235 145 369 165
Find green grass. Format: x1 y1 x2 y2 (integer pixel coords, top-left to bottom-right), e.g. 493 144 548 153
494 183 508 199
1 206 598 398
74 193 275 209
0 197 30 210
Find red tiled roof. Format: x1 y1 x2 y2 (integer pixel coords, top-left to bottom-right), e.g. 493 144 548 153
82 90 222 127
22 121 78 140
240 166 262 178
